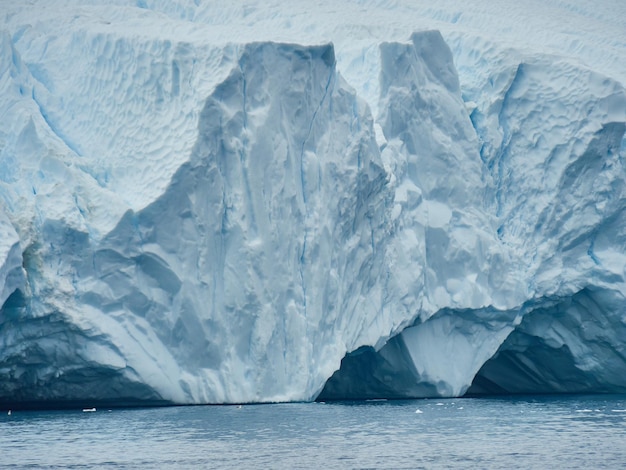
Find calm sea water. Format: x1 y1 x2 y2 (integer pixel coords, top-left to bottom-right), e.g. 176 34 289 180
1 395 625 469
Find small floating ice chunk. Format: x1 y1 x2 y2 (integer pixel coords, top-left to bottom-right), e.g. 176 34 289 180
415 409 423 414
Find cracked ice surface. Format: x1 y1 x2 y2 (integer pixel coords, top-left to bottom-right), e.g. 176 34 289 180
0 0 625 406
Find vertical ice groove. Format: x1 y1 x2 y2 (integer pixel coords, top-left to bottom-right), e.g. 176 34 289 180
298 53 335 324
493 63 523 219
299 61 335 205
238 57 258 237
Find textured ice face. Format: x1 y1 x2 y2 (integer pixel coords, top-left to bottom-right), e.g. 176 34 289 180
0 36 392 405
1 1 625 407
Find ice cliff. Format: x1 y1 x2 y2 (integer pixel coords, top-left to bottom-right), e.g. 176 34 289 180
1 0 625 407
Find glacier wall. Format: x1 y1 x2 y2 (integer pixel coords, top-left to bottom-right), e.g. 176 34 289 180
1 1 626 407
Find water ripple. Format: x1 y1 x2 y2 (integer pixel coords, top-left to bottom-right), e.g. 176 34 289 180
2 395 625 469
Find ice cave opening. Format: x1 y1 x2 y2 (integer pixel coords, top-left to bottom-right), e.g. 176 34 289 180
317 334 443 401
318 288 626 400
468 288 626 396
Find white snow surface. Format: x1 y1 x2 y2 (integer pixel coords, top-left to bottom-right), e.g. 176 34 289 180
0 0 625 405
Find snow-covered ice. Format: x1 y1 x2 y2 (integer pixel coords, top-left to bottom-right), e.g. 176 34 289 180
0 0 625 406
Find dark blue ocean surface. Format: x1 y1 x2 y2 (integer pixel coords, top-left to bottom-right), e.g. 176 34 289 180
1 395 625 469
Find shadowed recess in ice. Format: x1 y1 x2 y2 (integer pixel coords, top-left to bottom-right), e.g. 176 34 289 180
0 0 625 407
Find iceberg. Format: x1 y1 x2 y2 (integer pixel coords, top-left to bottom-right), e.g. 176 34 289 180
0 0 625 407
